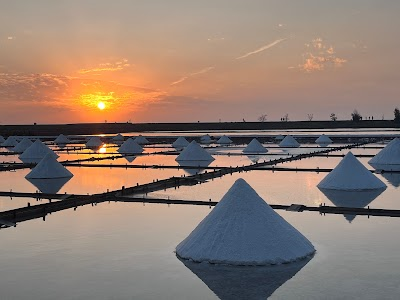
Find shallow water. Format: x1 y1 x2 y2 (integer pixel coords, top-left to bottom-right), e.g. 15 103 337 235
1 133 400 299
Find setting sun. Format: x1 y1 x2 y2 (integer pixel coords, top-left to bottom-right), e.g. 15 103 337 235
97 102 106 110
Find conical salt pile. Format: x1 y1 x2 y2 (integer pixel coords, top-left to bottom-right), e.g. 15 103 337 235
217 135 233 145
12 137 33 153
26 153 73 179
369 138 400 171
200 134 212 144
86 136 102 148
118 138 143 154
2 136 18 147
19 140 59 163
133 135 149 145
176 179 315 265
0 136 5 143
279 135 300 148
243 138 268 154
172 136 190 149
54 134 70 145
112 133 124 142
315 134 332 146
318 152 386 190
176 140 214 162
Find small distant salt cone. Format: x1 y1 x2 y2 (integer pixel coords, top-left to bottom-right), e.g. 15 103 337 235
133 135 149 145
118 138 143 154
12 137 33 153
315 134 332 146
279 135 300 148
243 138 268 154
176 179 315 265
54 134 70 145
200 134 212 144
176 140 214 162
2 136 18 147
318 152 386 191
216 135 233 145
86 136 103 148
369 138 400 171
112 133 124 142
19 140 59 163
172 137 190 149
26 153 73 179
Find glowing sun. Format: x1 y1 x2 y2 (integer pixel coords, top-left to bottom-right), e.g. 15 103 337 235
97 101 106 110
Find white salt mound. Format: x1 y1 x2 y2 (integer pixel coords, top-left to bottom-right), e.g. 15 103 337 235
172 136 190 149
133 135 149 145
176 178 315 265
217 135 233 145
86 136 102 148
2 136 18 147
54 134 70 145
200 134 212 143
118 138 143 154
318 152 386 190
315 134 332 145
19 140 59 163
369 138 400 170
243 138 268 154
279 135 300 148
13 137 33 153
112 133 124 141
176 140 214 162
26 153 73 179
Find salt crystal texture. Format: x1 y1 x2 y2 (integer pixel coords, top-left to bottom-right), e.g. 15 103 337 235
26 153 73 179
369 138 400 171
318 152 386 190
242 138 268 154
176 178 315 265
176 140 214 162
279 135 300 148
118 138 143 154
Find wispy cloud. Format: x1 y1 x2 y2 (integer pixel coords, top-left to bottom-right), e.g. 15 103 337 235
170 66 214 86
78 59 131 74
236 38 287 60
297 38 347 73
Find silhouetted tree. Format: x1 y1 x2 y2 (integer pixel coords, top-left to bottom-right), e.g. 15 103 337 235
258 114 267 122
394 108 400 123
330 113 337 121
351 109 362 121
307 114 314 121
282 113 289 122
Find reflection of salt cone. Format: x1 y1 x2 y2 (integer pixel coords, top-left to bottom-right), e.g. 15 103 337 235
319 188 385 223
26 177 72 194
380 172 400 188
178 255 312 300
246 155 268 163
177 160 213 176
123 155 136 163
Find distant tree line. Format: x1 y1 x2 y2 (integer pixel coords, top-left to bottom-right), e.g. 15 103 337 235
256 108 400 122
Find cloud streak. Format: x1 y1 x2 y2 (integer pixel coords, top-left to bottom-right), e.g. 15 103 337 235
78 59 131 74
236 38 287 59
170 66 214 86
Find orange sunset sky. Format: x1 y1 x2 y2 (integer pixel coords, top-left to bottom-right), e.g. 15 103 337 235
0 0 399 124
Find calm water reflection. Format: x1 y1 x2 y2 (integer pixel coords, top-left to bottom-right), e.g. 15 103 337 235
178 256 313 300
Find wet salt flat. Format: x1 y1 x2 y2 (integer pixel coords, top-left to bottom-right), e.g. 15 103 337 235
1 132 400 299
